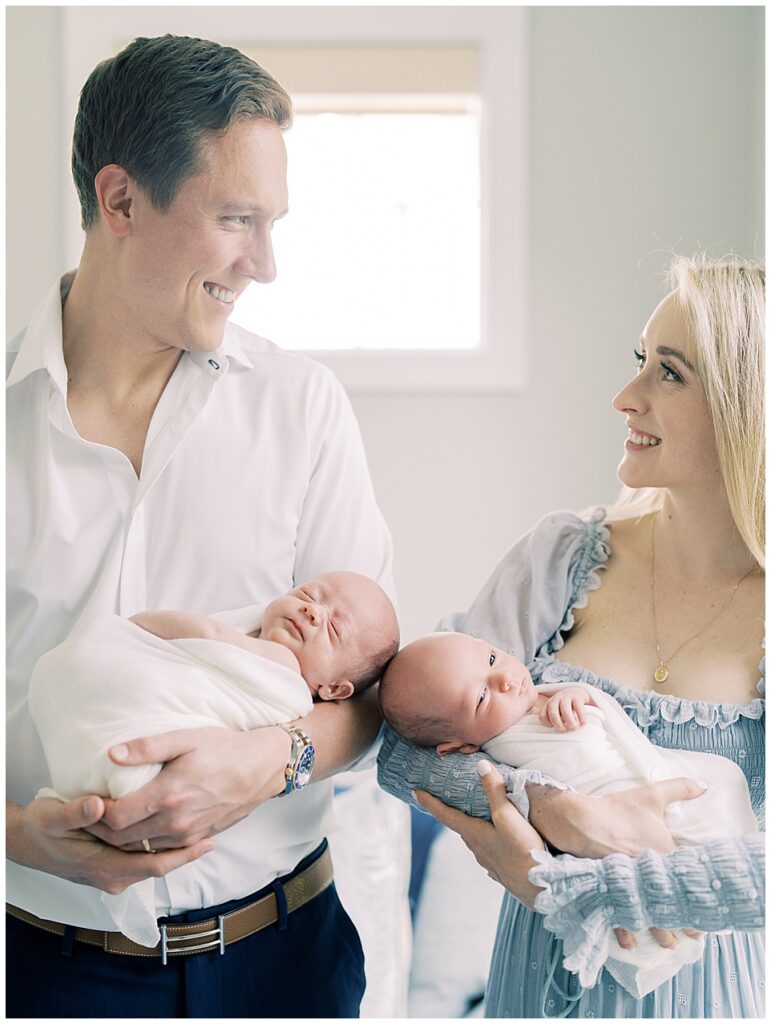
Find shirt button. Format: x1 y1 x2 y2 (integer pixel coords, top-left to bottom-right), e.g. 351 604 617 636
599 882 608 893
738 750 747 758
700 853 710 864
712 880 722 891
748 888 758 899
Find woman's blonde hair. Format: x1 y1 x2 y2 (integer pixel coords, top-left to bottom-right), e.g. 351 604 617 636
614 254 765 566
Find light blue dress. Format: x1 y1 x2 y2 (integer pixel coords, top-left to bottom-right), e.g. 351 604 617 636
377 510 765 1017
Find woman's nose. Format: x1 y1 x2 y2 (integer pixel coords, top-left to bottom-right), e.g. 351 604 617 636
612 374 647 415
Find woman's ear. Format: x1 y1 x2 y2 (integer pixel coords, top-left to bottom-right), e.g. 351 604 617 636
94 164 135 237
317 679 355 701
435 740 481 756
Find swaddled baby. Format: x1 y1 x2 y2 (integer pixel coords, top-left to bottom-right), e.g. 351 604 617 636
29 571 399 947
379 632 757 998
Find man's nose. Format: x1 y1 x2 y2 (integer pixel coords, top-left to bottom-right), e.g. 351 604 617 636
235 229 277 284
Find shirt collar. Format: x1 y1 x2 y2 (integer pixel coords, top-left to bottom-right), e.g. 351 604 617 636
6 276 70 392
7 274 255 391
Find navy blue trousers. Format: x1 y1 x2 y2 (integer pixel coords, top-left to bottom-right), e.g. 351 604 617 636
6 841 365 1018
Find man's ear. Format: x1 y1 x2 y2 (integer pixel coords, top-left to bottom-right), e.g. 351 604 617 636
435 740 481 756
94 165 135 237
317 679 355 701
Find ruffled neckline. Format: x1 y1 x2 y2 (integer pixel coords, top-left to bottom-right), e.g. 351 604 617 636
530 508 765 730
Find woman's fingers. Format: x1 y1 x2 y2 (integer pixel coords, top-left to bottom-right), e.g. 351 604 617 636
614 927 636 951
615 926 682 950
476 760 509 815
649 927 679 949
414 790 478 836
683 929 705 940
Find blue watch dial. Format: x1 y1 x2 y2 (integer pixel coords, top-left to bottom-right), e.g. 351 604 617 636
293 745 316 790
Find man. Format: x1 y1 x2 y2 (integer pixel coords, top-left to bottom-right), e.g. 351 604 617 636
7 35 395 1017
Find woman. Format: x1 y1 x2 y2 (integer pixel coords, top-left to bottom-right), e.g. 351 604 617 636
378 254 765 1017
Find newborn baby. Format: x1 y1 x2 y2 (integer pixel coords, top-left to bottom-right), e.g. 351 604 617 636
29 571 398 946
379 632 757 998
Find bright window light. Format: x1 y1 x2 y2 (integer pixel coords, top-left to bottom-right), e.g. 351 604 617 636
230 103 481 352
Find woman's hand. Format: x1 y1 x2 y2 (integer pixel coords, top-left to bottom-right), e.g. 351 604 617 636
526 778 708 951
416 760 546 910
526 776 708 858
86 725 291 851
7 796 214 895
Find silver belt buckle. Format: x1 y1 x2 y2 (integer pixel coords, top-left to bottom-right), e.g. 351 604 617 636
160 914 226 965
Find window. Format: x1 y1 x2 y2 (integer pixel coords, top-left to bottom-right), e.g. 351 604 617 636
62 6 526 391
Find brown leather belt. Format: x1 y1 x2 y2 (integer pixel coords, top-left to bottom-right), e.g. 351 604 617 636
7 845 333 963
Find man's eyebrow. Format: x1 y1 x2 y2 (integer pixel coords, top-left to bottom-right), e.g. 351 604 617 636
656 345 695 372
218 202 289 219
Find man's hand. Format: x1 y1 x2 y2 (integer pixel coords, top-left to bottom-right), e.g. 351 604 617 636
416 760 546 910
538 686 592 731
87 726 291 851
7 796 214 895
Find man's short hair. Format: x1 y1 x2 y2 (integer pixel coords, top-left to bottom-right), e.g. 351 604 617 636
72 34 293 230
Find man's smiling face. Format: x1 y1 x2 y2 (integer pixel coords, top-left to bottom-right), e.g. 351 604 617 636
119 117 289 354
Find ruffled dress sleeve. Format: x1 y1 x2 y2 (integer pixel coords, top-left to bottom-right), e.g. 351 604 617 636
377 509 610 818
529 834 765 987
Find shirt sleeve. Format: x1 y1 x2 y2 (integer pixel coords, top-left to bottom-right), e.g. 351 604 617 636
528 834 765 986
377 511 608 816
292 365 396 604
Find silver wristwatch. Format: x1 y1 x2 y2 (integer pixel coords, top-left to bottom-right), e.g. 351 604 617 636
278 723 316 795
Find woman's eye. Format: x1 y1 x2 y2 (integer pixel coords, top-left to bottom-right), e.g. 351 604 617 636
661 362 683 383
489 651 496 667
633 348 646 371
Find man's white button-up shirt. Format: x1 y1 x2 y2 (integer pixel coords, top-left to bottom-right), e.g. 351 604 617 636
7 277 396 927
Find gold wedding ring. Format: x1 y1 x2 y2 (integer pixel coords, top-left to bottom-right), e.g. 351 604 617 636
141 839 156 854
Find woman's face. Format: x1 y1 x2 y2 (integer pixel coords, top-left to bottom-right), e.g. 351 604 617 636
613 292 721 495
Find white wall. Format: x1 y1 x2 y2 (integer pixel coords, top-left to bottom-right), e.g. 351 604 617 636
6 5 764 642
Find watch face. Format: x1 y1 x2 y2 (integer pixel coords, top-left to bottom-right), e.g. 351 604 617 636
293 745 316 791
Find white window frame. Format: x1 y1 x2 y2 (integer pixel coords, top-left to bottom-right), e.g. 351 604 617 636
61 5 528 393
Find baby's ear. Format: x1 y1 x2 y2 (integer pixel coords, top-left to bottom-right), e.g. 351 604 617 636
435 740 480 756
317 679 355 701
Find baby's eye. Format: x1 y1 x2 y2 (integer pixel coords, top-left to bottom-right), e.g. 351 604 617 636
489 650 496 667
477 686 487 708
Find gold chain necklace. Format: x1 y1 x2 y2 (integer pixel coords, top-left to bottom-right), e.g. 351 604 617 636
650 514 757 685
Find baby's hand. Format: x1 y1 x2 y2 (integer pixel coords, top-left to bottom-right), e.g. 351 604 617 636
539 687 591 732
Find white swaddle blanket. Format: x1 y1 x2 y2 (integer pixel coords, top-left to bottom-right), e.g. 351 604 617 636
483 681 757 998
28 613 312 947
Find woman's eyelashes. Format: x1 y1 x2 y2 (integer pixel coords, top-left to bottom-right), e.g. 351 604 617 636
633 348 684 384
661 361 683 383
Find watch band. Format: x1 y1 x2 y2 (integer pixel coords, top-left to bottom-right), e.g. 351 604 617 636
277 723 315 796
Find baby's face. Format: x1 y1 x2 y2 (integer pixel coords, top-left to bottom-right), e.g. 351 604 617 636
261 571 394 696
408 633 535 752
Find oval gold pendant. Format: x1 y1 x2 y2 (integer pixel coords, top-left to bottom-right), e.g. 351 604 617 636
654 664 669 684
